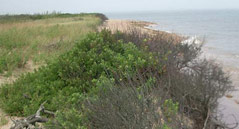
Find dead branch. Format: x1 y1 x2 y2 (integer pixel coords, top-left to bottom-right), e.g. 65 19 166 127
10 101 55 129
203 108 210 129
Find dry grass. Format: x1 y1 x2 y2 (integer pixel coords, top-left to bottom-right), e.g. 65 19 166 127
0 14 101 76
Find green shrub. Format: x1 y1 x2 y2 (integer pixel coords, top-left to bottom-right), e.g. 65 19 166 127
46 108 87 129
162 99 179 122
0 30 155 116
47 72 190 129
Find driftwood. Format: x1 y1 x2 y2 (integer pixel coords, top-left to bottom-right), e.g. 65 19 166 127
10 101 55 129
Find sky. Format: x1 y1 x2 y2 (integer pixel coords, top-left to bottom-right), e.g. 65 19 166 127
0 0 239 14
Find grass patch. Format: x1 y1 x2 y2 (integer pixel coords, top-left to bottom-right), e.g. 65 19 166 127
0 13 105 75
0 13 107 24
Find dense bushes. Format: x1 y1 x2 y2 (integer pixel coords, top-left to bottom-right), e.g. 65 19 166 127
46 29 232 128
0 28 233 128
48 76 186 129
111 29 233 128
0 30 156 116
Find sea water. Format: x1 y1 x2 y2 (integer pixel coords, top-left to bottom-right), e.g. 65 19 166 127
106 10 239 127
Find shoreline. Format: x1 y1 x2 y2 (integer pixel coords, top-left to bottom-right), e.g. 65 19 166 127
101 19 184 42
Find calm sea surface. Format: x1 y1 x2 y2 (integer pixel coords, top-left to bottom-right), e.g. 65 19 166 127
106 10 239 127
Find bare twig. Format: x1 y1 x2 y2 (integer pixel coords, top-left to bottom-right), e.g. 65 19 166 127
10 101 55 129
203 108 210 129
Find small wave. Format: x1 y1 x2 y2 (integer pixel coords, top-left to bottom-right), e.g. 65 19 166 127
181 36 202 45
148 24 174 34
235 55 239 58
149 26 201 45
165 30 172 33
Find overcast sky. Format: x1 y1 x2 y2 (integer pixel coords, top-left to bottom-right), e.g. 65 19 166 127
0 0 239 14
